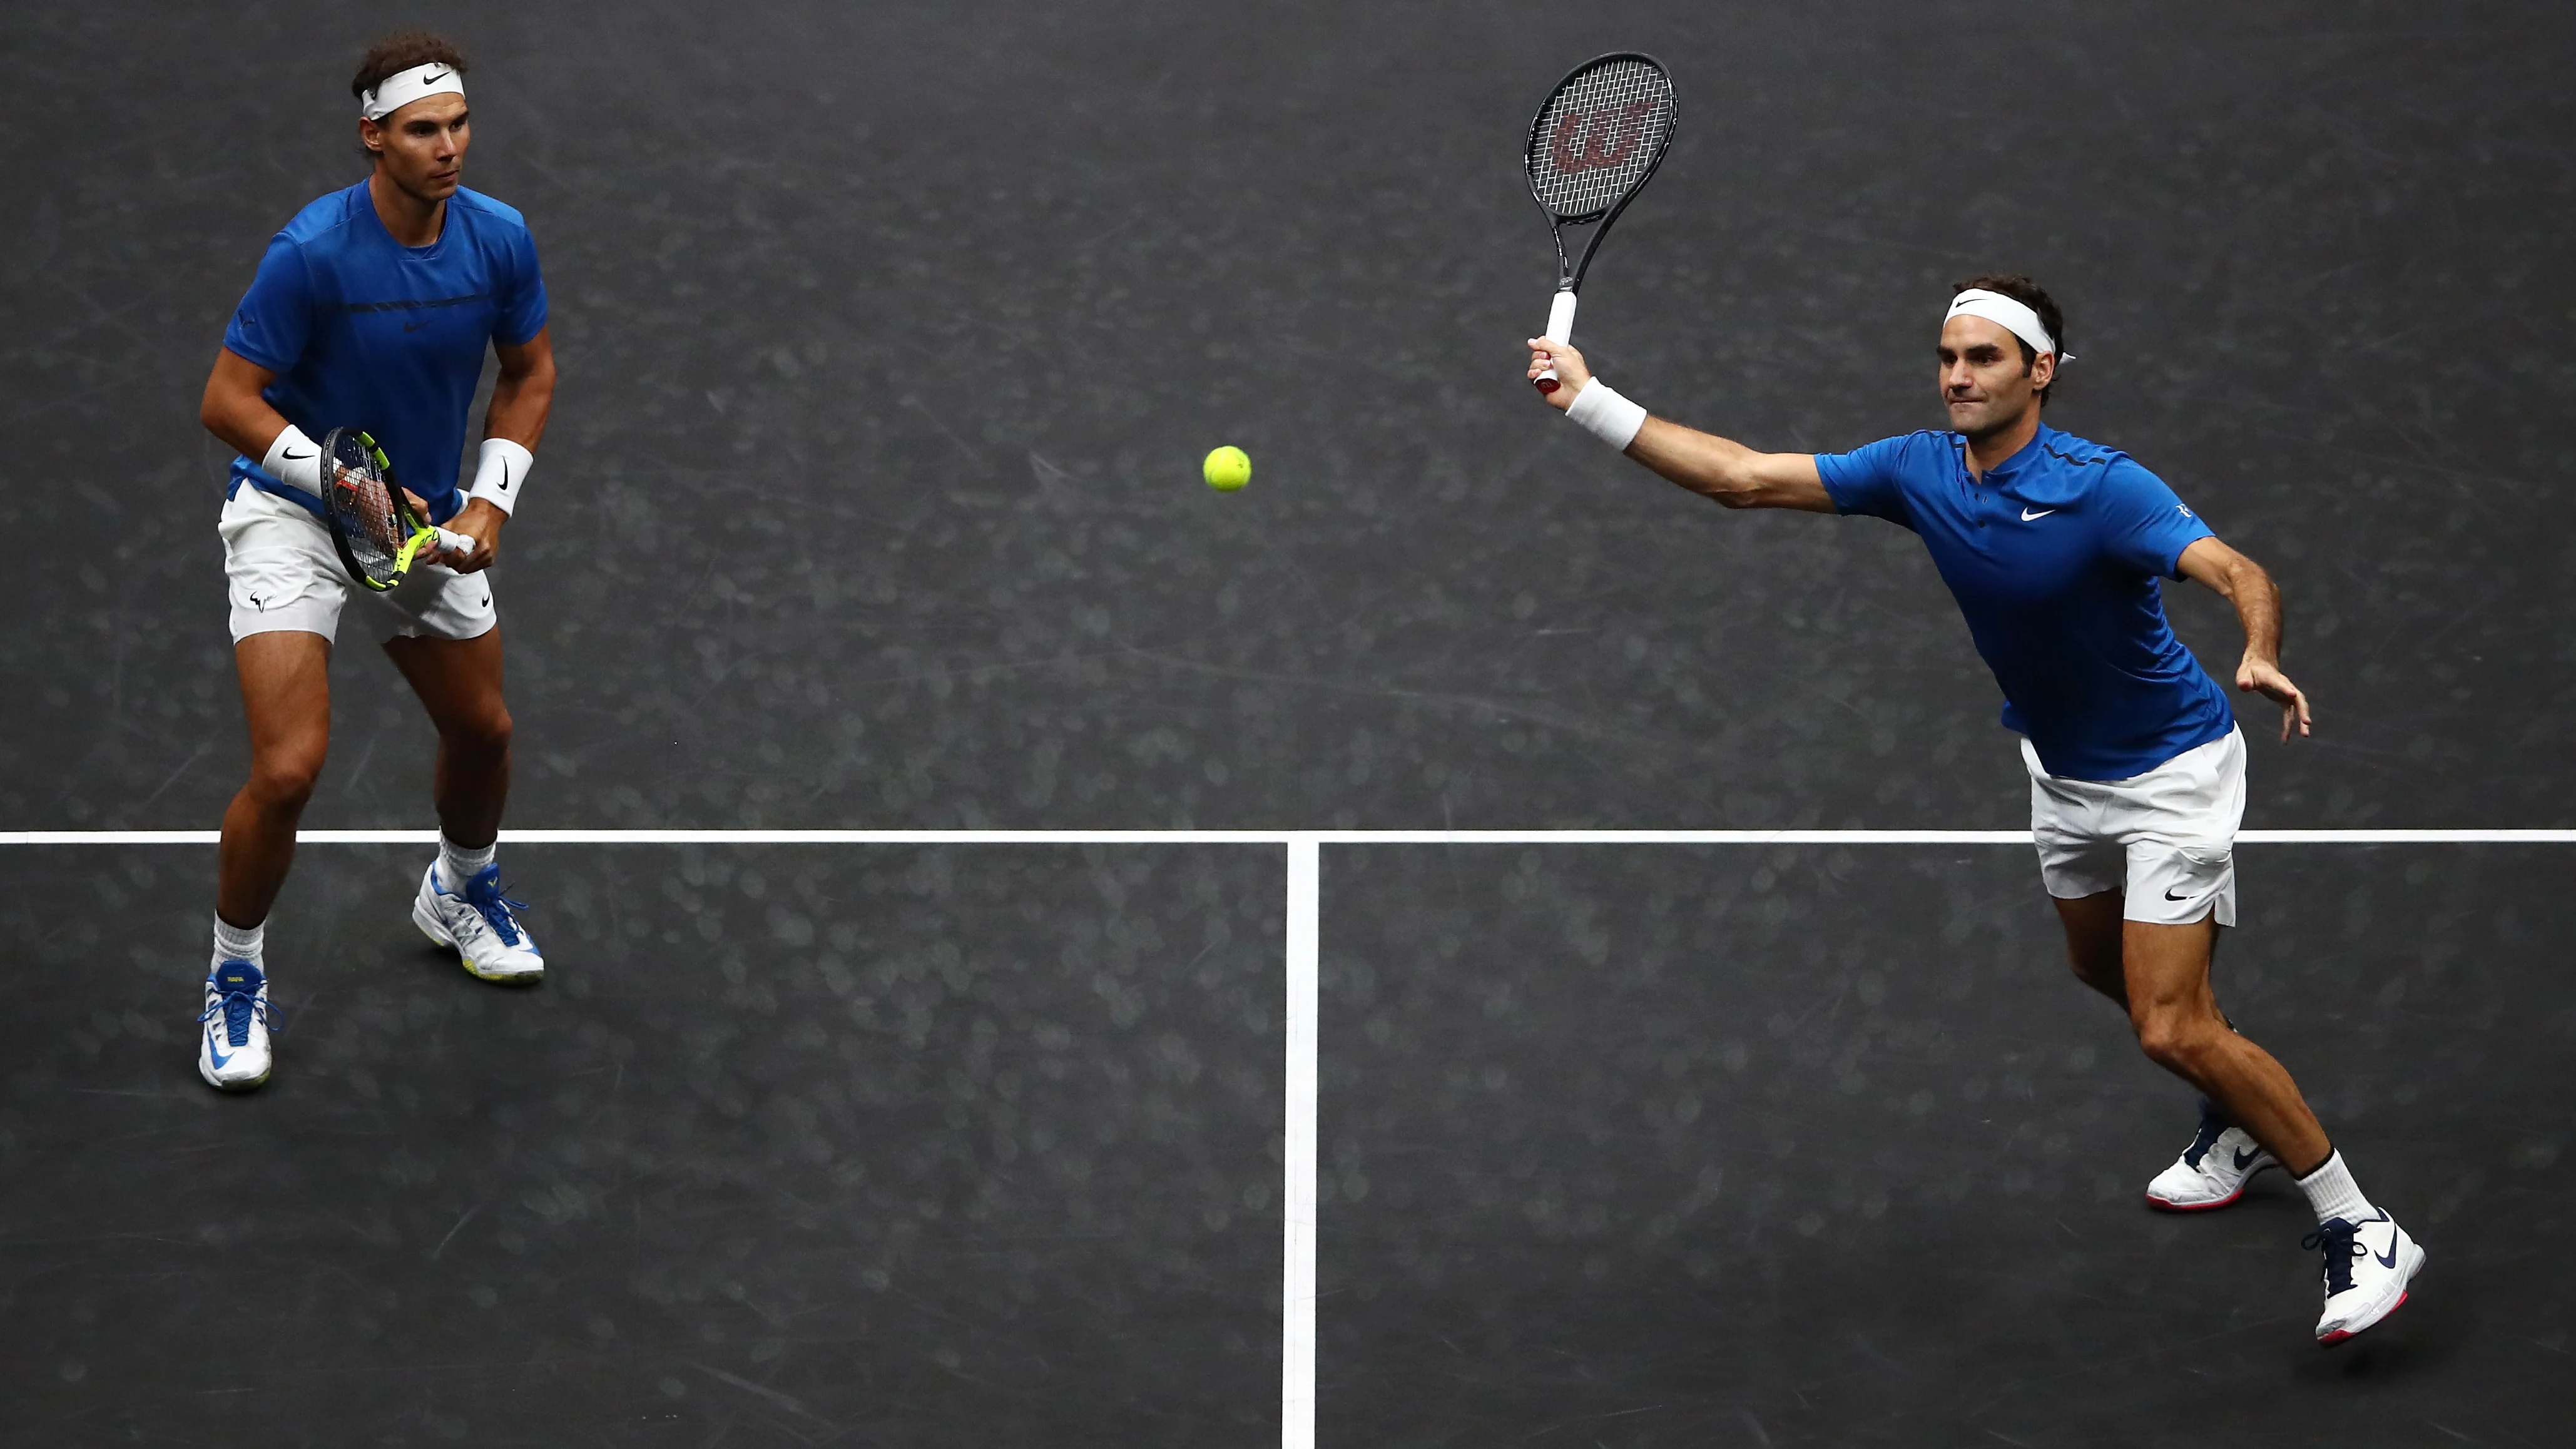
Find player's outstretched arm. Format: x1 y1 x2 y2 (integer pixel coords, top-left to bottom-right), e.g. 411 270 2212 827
1525 338 1832 512
2178 536 2311 742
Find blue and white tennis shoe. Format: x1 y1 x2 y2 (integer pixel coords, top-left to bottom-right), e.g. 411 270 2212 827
2146 1101 2278 1211
2307 1209 2424 1345
198 958 273 1091
413 862 544 983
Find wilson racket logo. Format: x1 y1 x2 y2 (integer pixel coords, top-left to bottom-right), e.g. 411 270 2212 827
1549 101 1656 173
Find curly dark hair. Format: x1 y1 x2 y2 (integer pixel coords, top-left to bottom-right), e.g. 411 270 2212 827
352 31 467 103
1952 273 2065 404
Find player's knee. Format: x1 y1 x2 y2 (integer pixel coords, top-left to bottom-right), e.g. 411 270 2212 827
2131 1009 2216 1074
248 745 326 809
446 704 512 758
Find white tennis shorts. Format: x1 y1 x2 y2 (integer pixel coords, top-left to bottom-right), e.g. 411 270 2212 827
220 483 495 646
2025 727 2245 927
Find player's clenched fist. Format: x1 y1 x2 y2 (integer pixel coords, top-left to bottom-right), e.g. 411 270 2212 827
1526 338 1592 409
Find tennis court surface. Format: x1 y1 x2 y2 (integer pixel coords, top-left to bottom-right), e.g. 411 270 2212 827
6 1 2575 1444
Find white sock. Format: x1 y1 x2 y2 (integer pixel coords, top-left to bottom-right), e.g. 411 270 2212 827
438 836 496 890
213 915 264 965
2295 1149 2374 1226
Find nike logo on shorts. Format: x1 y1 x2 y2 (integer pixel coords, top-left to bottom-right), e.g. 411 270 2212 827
2021 507 2057 521
2164 887 2194 901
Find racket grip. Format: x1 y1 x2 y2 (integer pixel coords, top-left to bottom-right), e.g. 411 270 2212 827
434 527 477 558
1535 288 1579 393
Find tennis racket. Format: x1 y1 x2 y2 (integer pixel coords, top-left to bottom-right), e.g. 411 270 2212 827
1525 53 1679 391
317 427 475 591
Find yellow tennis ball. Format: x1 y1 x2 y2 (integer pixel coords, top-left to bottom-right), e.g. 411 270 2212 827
1203 445 1251 492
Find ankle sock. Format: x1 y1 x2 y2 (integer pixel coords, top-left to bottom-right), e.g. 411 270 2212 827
2295 1149 2373 1226
439 836 496 891
213 915 265 965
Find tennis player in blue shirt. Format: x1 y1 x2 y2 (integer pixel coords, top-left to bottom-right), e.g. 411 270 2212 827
193 33 554 1092
1527 275 2421 1346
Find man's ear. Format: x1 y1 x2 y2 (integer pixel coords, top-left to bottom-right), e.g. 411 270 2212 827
2030 351 2058 391
359 118 382 155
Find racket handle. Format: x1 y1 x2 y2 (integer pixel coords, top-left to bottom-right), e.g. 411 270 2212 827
1535 288 1579 393
434 527 477 558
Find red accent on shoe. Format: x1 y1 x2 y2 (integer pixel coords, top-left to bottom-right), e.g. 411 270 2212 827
2144 1184 2246 1213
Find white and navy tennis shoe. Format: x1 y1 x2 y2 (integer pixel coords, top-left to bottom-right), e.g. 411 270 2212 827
413 862 544 983
2307 1209 2424 1345
2146 1102 2278 1211
198 958 273 1091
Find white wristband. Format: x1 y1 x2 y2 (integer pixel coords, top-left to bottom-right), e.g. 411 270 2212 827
467 437 533 516
1564 379 1648 452
259 423 325 498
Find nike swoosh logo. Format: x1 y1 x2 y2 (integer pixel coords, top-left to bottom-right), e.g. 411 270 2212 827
2020 507 2057 521
2366 1211 2399 1267
500 460 514 492
205 1026 233 1069
2164 887 2194 901
2232 1146 2261 1169
282 449 312 460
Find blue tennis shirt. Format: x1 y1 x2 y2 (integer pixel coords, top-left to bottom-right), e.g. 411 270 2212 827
222 181 547 524
1814 424 2234 781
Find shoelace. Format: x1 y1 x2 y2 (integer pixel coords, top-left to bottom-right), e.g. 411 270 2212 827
199 983 270 1047
2301 1218 2366 1294
462 874 531 947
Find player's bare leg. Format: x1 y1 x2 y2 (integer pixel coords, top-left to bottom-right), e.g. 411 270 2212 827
200 629 330 1089
2112 913 2330 1173
386 628 541 982
217 631 333 928
383 628 511 847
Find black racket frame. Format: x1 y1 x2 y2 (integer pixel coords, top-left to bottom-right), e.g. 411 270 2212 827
317 426 425 592
1525 51 1679 295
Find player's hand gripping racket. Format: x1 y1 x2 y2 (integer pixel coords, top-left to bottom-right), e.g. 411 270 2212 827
317 427 475 591
1525 53 1678 392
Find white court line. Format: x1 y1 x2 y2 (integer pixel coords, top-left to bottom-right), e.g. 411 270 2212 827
14 820 2575 1449
1279 839 1320 1449
9 827 2576 847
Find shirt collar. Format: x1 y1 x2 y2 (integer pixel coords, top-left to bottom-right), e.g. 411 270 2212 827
1954 423 2054 484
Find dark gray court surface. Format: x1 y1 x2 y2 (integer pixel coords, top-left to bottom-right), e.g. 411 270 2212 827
5 0 2575 1444
1320 845 2575 1445
1 845 1282 1444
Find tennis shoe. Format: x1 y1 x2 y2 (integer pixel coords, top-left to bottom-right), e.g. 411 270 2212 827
2145 1101 2276 1211
2306 1209 2423 1345
198 958 273 1091
413 862 544 983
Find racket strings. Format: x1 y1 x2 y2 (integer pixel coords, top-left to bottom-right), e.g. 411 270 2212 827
1527 59 1676 221
323 435 409 579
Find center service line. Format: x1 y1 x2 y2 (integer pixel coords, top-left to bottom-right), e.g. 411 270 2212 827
1280 839 1321 1449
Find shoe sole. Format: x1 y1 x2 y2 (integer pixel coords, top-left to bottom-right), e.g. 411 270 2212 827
2144 1161 2278 1212
414 899 544 985
2318 1241 2426 1346
200 1061 270 1092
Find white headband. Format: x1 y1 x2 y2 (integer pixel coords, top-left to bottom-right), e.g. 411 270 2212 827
1945 288 2069 361
360 61 465 122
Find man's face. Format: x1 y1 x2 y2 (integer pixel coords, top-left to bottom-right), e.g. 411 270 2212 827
1937 315 2054 440
361 93 470 202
